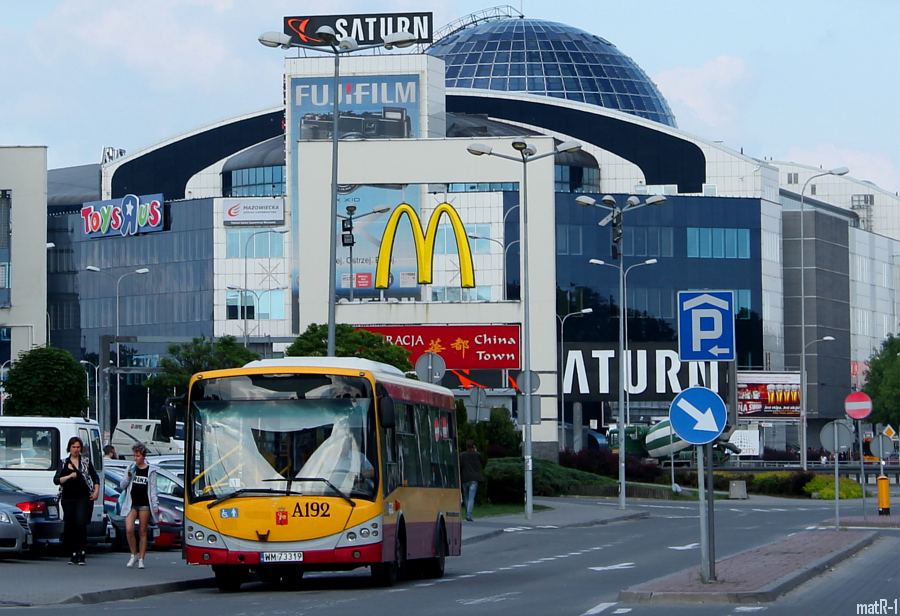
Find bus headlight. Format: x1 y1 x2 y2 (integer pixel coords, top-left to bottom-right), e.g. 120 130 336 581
346 532 357 542
207 534 217 544
195 530 205 541
360 528 370 538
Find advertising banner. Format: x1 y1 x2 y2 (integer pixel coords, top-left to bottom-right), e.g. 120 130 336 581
283 13 433 47
737 371 801 418
729 429 761 456
81 194 164 239
360 324 520 370
223 198 284 226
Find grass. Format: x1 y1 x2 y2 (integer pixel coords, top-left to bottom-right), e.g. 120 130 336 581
473 502 551 518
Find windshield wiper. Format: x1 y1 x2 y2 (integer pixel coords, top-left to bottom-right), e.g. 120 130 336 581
206 487 300 509
288 477 356 507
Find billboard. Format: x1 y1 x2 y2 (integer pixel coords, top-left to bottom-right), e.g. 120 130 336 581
81 194 164 239
360 325 521 370
284 13 433 47
223 198 284 226
737 371 801 418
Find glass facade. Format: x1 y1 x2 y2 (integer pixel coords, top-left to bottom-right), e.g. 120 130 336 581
428 18 677 127
223 166 285 197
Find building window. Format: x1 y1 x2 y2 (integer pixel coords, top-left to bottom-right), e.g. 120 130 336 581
224 166 286 197
809 184 816 196
687 228 750 259
226 228 285 259
555 165 600 193
556 224 583 255
851 194 874 207
446 182 518 193
226 289 285 320
434 223 490 255
430 286 491 302
786 172 799 184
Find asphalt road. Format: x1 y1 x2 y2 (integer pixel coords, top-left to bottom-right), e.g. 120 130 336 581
6 496 895 615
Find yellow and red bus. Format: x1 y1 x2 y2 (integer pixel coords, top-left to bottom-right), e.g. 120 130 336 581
178 357 461 591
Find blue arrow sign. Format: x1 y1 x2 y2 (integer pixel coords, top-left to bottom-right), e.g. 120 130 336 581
677 291 736 361
669 387 727 445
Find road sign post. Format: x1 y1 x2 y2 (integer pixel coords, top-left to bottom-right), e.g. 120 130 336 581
669 387 727 583
845 392 873 520
820 421 853 531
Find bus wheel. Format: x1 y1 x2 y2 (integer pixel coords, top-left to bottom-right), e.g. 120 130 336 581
213 565 247 592
372 531 406 587
422 526 446 579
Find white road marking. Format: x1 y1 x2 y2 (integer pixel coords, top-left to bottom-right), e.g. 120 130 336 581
612 609 632 614
668 543 700 551
457 574 477 578
510 564 528 568
503 526 531 533
536 525 559 529
589 562 635 571
733 607 768 612
458 592 522 605
581 602 617 615
475 570 496 574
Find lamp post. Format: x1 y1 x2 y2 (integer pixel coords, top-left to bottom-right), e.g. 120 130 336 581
86 266 150 432
579 193 667 510
227 284 289 351
589 257 658 424
337 206 389 302
798 166 848 470
79 360 99 420
235 227 289 347
800 335 835 469
468 139 582 519
557 308 593 448
260 28 415 357
467 234 520 301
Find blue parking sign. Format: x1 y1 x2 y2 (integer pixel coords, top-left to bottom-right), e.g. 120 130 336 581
678 291 735 361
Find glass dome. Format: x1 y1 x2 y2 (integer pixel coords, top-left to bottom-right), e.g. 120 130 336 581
427 18 677 127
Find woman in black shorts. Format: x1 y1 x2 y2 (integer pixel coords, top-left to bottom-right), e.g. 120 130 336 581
119 443 159 569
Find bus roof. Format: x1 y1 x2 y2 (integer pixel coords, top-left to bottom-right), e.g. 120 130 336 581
244 356 406 376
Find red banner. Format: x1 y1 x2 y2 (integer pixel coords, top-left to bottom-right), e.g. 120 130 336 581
359 325 520 370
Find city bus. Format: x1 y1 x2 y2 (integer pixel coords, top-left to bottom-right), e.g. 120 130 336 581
174 357 461 591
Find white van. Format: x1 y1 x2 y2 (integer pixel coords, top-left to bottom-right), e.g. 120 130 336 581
111 420 184 457
0 416 109 543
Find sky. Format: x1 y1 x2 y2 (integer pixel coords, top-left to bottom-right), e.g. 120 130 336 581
1 0 898 194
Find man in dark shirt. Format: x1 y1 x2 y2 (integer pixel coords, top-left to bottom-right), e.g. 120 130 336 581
459 440 485 522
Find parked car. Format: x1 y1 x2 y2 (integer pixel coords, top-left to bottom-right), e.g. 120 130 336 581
0 502 30 556
0 476 62 547
103 467 183 550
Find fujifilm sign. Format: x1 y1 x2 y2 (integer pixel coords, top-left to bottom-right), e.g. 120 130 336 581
284 13 433 47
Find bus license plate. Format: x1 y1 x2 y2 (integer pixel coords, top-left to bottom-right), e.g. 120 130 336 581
261 551 304 563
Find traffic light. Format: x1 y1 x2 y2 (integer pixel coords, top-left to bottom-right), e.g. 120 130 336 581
611 212 623 259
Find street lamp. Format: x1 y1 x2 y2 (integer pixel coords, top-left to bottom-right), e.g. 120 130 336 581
234 227 289 347
79 360 99 420
468 138 582 519
260 27 415 357
800 335 835 469
467 234 520 300
580 193 667 510
589 257 658 424
557 308 593 449
86 266 150 433
227 284 289 350
337 206 389 301
798 166 848 470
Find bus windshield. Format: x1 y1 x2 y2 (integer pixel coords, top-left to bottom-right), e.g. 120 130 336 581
188 373 378 503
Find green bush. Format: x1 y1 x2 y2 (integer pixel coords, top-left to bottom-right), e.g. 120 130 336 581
484 457 615 504
802 474 865 500
664 470 816 497
559 448 663 483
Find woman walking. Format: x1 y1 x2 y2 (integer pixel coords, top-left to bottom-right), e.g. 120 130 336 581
53 436 100 565
119 443 159 569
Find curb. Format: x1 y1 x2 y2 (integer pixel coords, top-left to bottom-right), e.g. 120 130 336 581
462 511 648 547
618 531 879 604
60 578 217 605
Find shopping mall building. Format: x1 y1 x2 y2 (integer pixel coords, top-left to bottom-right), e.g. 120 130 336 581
5 8 899 456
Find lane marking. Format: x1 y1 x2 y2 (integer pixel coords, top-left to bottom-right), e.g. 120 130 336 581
589 562 635 572
668 543 699 551
581 602 617 615
458 592 522 605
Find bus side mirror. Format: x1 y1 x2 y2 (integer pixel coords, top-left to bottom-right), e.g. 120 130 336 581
160 399 178 439
379 396 395 429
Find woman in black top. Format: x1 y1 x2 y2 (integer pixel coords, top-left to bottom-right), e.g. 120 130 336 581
119 443 159 569
53 436 100 565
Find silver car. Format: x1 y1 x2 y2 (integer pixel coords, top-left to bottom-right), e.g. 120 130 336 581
0 502 30 556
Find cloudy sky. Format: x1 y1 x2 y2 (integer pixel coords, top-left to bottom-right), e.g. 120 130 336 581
2 0 897 193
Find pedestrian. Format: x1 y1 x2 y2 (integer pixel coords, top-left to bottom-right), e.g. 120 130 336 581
459 440 485 522
119 443 159 569
103 445 117 460
53 436 100 565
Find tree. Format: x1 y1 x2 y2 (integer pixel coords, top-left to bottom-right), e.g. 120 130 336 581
862 334 900 427
286 323 412 372
143 335 259 399
4 347 89 417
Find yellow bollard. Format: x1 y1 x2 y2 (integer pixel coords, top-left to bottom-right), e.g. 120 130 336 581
877 474 890 516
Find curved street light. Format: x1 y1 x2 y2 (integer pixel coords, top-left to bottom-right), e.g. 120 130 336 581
260 27 414 356
582 193 667 510
801 335 835 469
234 227 289 347
467 138 582 519
557 308 593 450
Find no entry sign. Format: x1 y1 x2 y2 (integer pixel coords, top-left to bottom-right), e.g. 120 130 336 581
844 391 873 420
